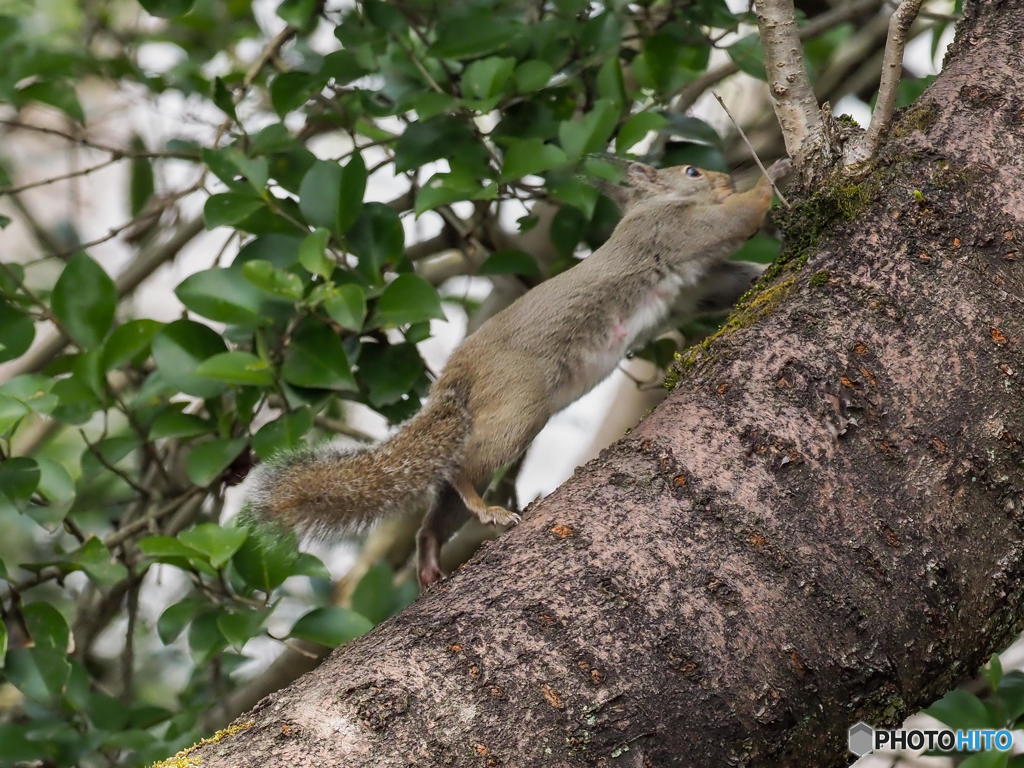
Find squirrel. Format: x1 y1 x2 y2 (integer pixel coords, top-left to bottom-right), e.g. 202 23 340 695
245 158 791 587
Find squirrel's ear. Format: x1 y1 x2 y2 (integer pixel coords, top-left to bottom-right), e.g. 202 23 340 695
625 162 659 185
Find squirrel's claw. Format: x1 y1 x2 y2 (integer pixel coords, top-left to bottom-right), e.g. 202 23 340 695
477 505 521 527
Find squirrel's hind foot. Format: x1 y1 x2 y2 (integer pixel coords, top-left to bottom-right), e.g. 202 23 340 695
476 505 521 527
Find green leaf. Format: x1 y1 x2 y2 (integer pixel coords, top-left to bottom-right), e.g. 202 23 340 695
617 111 668 153
357 342 423 407
17 80 83 122
997 670 1024 721
252 407 312 461
372 274 445 327
0 619 6 666
151 320 228 398
5 647 70 702
185 438 247 487
515 60 554 93
34 455 74 506
242 260 304 300
292 552 331 580
0 302 35 363
289 606 373 647
194 351 274 386
174 268 267 326
461 56 516 101
323 284 366 332
282 318 356 391
232 525 299 592
217 608 269 648
0 375 57 415
298 228 333 278
394 115 476 173
363 0 406 32
22 603 69 650
137 0 195 17
67 538 128 587
0 394 28 435
178 523 248 568
414 173 497 216
0 721 38 763
664 115 723 148
559 98 619 160
270 71 320 116
128 140 155 216
212 76 237 121
320 50 368 85
189 611 227 664
348 203 404 282
52 252 117 348
431 12 523 59
0 457 40 508
597 56 626 109
477 249 540 277
157 599 205 643
149 407 213 439
727 34 766 80
298 155 366 235
501 138 568 180
986 653 1005 691
100 319 162 370
351 561 397 624
138 536 202 559
925 689 997 731
203 193 265 229
277 0 317 28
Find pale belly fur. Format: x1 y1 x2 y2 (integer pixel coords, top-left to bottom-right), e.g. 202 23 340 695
549 270 689 413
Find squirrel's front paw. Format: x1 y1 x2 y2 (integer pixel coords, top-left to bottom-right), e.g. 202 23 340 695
476 505 521 527
767 157 793 183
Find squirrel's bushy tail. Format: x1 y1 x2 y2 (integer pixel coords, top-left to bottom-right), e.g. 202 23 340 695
245 380 470 537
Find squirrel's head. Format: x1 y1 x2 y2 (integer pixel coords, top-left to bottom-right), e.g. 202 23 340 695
599 162 736 213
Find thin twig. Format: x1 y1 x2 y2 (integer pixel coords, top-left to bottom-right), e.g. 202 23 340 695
79 429 151 497
712 92 790 208
0 118 196 160
1 155 124 196
849 0 926 164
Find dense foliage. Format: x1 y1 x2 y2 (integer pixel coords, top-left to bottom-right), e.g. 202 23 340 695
0 1 977 766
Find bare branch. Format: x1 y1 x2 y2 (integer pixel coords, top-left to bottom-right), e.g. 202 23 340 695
0 155 123 195
0 118 196 160
847 0 926 164
752 0 828 162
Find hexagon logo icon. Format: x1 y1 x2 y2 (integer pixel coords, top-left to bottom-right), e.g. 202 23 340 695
848 722 875 757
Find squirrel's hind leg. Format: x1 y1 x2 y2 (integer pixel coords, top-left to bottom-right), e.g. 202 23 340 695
415 484 468 588
452 472 521 527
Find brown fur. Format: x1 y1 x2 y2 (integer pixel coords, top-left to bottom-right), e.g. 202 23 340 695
244 160 790 581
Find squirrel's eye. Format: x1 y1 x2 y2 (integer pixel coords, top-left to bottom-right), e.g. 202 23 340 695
685 166 702 178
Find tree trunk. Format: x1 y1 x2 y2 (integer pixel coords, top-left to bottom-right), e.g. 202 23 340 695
186 2 1024 765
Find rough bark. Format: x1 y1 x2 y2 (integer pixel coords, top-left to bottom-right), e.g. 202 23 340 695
187 2 1024 765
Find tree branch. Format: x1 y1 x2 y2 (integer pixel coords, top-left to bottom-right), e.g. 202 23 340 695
847 0 927 164
671 0 884 115
752 0 828 161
